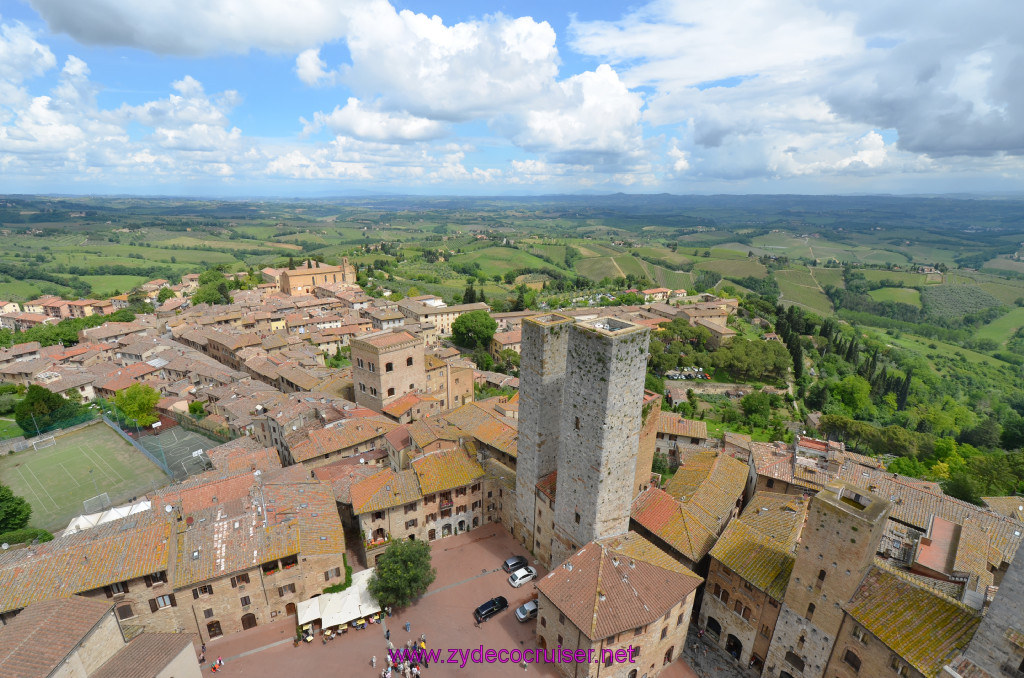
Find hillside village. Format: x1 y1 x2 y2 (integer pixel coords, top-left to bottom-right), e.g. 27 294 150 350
0 260 1022 678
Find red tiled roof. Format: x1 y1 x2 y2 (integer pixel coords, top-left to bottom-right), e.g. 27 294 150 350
0 597 113 678
537 532 702 641
90 633 194 678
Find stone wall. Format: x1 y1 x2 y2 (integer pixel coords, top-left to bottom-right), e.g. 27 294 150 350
552 319 650 565
827 615 925 678
700 558 782 669
962 533 1024 674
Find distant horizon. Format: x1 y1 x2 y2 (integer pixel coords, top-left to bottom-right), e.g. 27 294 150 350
2 0 1021 195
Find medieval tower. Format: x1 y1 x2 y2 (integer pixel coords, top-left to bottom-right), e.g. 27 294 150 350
550 317 651 566
516 313 574 551
764 482 890 678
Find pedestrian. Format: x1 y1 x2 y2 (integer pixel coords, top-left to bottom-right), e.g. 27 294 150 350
385 628 391 641
419 633 426 643
703 648 707 658
372 656 377 668
211 666 218 674
404 621 411 632
217 656 224 667
201 643 207 654
199 652 205 664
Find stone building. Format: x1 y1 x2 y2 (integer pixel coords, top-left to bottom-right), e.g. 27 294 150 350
827 564 979 678
0 596 201 678
654 412 709 467
763 482 890 678
535 532 703 678
350 448 486 565
351 330 425 412
950 535 1024 676
278 259 356 296
551 317 651 565
700 492 809 673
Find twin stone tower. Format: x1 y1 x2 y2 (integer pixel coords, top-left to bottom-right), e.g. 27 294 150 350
515 313 651 567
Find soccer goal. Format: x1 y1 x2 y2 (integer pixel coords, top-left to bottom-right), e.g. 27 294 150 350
32 437 56 450
83 492 112 514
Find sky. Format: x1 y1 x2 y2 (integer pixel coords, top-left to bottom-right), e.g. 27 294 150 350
0 0 1022 196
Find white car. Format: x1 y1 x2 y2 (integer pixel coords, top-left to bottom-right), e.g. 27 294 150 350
508 566 538 588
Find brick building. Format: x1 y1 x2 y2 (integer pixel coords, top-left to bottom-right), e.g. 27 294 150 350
351 330 425 412
278 259 356 296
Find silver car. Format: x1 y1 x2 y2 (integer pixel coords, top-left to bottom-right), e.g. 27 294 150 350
515 600 538 622
508 566 538 588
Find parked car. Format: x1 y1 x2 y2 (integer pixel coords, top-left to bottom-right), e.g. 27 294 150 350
474 596 509 622
502 555 529 573
508 566 538 588
515 600 539 622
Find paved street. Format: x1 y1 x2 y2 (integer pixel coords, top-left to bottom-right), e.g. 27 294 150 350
196 525 702 677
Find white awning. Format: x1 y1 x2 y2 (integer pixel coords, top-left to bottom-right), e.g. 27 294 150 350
296 597 322 625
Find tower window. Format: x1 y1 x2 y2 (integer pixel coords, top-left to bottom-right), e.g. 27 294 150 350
575 417 580 430
407 357 413 366
806 603 815 620
575 512 580 524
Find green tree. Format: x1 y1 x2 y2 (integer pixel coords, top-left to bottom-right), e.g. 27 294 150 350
832 375 874 418
14 385 80 435
740 391 772 427
497 348 520 374
463 283 477 304
367 539 437 608
886 456 928 478
115 383 161 426
188 401 206 418
156 287 176 303
652 452 670 477
192 285 225 305
451 310 497 349
198 269 223 285
0 484 32 533
471 345 494 371
942 473 983 505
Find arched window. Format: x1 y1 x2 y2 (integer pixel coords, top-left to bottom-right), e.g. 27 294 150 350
385 362 394 372
843 649 861 673
406 357 413 366
713 583 721 597
721 590 729 604
818 569 826 582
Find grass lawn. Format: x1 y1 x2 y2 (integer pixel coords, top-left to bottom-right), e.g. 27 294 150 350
0 419 24 439
0 422 170 530
0 280 45 301
868 287 922 308
976 307 1024 345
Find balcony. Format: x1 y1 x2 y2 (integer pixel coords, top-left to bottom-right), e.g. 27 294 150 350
365 532 392 549
439 500 453 510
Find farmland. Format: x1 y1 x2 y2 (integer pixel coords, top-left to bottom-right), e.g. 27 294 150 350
868 287 922 308
920 284 1003 319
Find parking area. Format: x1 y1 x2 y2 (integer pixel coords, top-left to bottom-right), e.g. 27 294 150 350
201 524 699 677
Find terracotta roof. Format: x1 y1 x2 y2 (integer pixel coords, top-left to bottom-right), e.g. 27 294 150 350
359 330 419 349
982 496 1024 522
90 633 194 678
0 514 172 613
846 564 980 678
537 532 702 641
289 417 398 463
658 412 708 439
537 471 557 503
440 403 519 458
0 597 113 678
492 329 521 346
265 480 347 556
382 391 438 418
631 487 718 562
709 493 807 600
412 448 484 496
312 462 379 504
206 437 281 473
351 468 423 515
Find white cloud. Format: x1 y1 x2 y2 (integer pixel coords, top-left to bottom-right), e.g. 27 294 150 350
295 48 337 87
29 0 363 55
509 65 644 165
335 3 559 122
302 98 446 143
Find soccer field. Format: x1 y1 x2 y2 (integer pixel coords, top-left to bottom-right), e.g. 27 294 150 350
0 422 171 531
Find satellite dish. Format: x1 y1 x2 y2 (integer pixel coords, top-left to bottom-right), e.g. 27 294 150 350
164 505 173 513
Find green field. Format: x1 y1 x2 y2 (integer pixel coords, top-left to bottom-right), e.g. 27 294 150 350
976 307 1024 345
80 275 151 296
0 423 170 530
860 270 934 286
0 419 24 439
449 246 561 277
868 287 922 308
576 257 621 280
0 280 49 301
810 267 845 289
776 273 833 314
694 258 767 279
979 281 1024 305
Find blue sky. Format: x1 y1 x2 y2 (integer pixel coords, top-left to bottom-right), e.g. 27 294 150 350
1 0 1022 196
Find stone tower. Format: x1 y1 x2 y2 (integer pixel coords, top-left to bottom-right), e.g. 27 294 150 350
515 313 574 551
764 482 890 678
551 317 651 566
960 540 1024 674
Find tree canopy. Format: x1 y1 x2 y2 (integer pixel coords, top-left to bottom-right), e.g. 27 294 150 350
451 309 497 349
115 383 161 426
14 385 83 435
367 539 437 608
711 338 792 382
0 484 32 534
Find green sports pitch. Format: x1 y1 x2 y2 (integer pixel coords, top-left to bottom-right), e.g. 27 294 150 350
0 422 171 532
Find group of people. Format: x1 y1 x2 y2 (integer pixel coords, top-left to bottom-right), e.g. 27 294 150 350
376 631 427 678
198 644 225 673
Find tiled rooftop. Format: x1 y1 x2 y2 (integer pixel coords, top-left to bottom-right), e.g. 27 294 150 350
350 468 423 515
412 448 484 496
537 532 702 641
846 564 980 678
658 412 708 439
0 596 113 678
90 633 194 678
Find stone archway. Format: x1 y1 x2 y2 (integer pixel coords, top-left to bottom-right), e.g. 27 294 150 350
663 646 674 665
285 602 296 616
457 519 467 532
725 634 742 659
706 616 722 640
442 524 452 537
241 613 257 630
537 636 547 649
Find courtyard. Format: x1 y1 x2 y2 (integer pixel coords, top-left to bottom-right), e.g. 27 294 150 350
199 524 700 677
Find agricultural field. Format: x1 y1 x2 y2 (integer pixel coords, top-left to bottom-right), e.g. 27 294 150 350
0 423 170 531
694 258 767 279
576 257 621 280
860 270 934 286
979 281 1024 305
984 256 1024 275
79 275 151 296
810 267 845 289
868 287 922 308
920 284 1003 319
777 275 833 314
